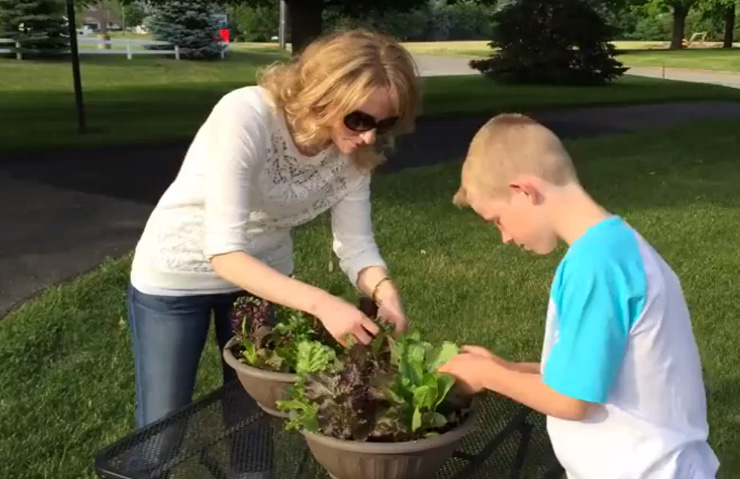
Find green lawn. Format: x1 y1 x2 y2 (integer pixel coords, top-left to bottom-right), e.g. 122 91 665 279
2 118 739 479
401 40 492 57
618 48 740 72
400 40 740 72
3 45 740 154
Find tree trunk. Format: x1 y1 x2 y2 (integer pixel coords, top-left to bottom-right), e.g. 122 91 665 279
723 3 735 49
670 4 689 50
285 0 323 55
99 1 111 50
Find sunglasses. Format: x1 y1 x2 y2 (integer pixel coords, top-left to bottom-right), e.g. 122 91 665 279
343 111 399 135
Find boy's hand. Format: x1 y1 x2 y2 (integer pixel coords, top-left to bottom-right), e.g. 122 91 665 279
461 346 540 374
438 350 500 395
460 345 508 364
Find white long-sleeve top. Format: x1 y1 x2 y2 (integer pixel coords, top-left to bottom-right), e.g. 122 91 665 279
130 86 386 296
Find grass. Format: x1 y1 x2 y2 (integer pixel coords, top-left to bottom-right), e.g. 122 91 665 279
618 48 740 72
2 118 740 479
402 40 492 57
3 44 740 154
400 40 740 72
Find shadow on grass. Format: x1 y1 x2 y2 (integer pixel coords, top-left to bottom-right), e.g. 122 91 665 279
2 116 740 213
375 117 740 212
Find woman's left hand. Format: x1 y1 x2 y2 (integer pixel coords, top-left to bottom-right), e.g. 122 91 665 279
357 267 408 335
376 291 407 334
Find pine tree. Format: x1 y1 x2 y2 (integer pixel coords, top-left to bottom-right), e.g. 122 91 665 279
470 0 628 85
145 1 223 60
0 0 69 56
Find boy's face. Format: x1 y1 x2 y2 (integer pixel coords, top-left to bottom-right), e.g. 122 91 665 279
468 185 559 255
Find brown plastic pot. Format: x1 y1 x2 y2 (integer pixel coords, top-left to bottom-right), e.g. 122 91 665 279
301 407 478 479
222 336 297 418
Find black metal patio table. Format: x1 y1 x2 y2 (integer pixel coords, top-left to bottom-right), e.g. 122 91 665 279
94 380 565 479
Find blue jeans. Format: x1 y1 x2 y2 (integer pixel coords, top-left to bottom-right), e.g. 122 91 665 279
126 284 273 477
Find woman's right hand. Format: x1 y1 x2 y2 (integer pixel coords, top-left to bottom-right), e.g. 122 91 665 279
314 294 380 346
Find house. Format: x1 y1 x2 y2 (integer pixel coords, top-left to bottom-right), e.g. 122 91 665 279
81 4 123 33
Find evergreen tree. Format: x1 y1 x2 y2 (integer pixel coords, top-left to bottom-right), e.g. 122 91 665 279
471 0 628 85
145 1 223 60
0 0 69 56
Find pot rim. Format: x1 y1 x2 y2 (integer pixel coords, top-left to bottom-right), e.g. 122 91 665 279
301 403 478 454
223 336 297 381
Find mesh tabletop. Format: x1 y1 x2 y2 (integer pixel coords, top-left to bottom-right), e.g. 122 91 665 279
95 381 565 479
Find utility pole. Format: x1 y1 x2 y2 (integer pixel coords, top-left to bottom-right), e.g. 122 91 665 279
65 0 86 133
279 0 287 50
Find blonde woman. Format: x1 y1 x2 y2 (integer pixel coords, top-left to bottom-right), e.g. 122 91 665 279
126 28 420 444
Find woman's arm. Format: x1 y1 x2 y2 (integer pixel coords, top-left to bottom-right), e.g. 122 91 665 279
202 91 378 344
211 252 379 343
211 252 330 315
331 175 407 332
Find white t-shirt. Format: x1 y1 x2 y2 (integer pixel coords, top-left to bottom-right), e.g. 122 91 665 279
541 216 719 479
130 86 386 295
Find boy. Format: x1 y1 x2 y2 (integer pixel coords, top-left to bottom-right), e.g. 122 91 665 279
439 114 719 479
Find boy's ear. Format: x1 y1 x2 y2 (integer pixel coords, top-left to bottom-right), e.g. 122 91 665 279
452 187 468 208
509 177 544 205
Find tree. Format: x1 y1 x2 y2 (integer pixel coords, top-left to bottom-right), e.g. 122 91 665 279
140 0 430 54
666 0 698 47
146 1 223 59
236 0 429 54
0 0 69 55
722 1 736 47
122 1 147 29
229 3 278 42
697 0 737 47
632 0 699 48
470 0 628 85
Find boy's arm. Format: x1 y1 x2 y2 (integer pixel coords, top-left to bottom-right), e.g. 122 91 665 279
456 345 540 374
509 362 541 374
485 362 590 420
439 353 590 421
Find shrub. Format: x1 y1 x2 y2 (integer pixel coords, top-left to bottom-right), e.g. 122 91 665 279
471 0 628 85
146 0 223 60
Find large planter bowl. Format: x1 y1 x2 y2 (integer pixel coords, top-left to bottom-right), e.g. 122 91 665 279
301 407 478 479
222 337 297 418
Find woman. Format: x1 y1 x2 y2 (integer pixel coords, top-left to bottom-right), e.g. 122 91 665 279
127 29 421 433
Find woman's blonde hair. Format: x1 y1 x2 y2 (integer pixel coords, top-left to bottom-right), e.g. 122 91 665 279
258 29 421 171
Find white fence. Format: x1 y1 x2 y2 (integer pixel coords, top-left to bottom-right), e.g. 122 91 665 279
78 38 184 60
0 38 20 59
0 37 229 60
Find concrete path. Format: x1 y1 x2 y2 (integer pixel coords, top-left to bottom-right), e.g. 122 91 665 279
414 55 479 76
412 54 740 90
3 100 740 317
0 175 151 314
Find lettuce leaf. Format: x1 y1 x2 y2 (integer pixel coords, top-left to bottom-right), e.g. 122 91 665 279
280 324 472 442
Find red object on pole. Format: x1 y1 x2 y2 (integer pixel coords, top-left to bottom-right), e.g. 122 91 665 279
219 29 230 42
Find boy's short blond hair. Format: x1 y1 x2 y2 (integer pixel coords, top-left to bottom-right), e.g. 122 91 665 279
453 113 578 207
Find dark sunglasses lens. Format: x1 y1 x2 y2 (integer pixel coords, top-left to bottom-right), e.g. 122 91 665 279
376 117 398 134
344 111 374 132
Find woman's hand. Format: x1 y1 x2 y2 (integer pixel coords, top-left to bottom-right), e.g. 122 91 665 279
357 266 408 335
376 288 407 334
314 294 379 346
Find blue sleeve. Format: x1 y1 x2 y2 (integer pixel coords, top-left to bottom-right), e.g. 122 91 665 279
543 250 646 404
